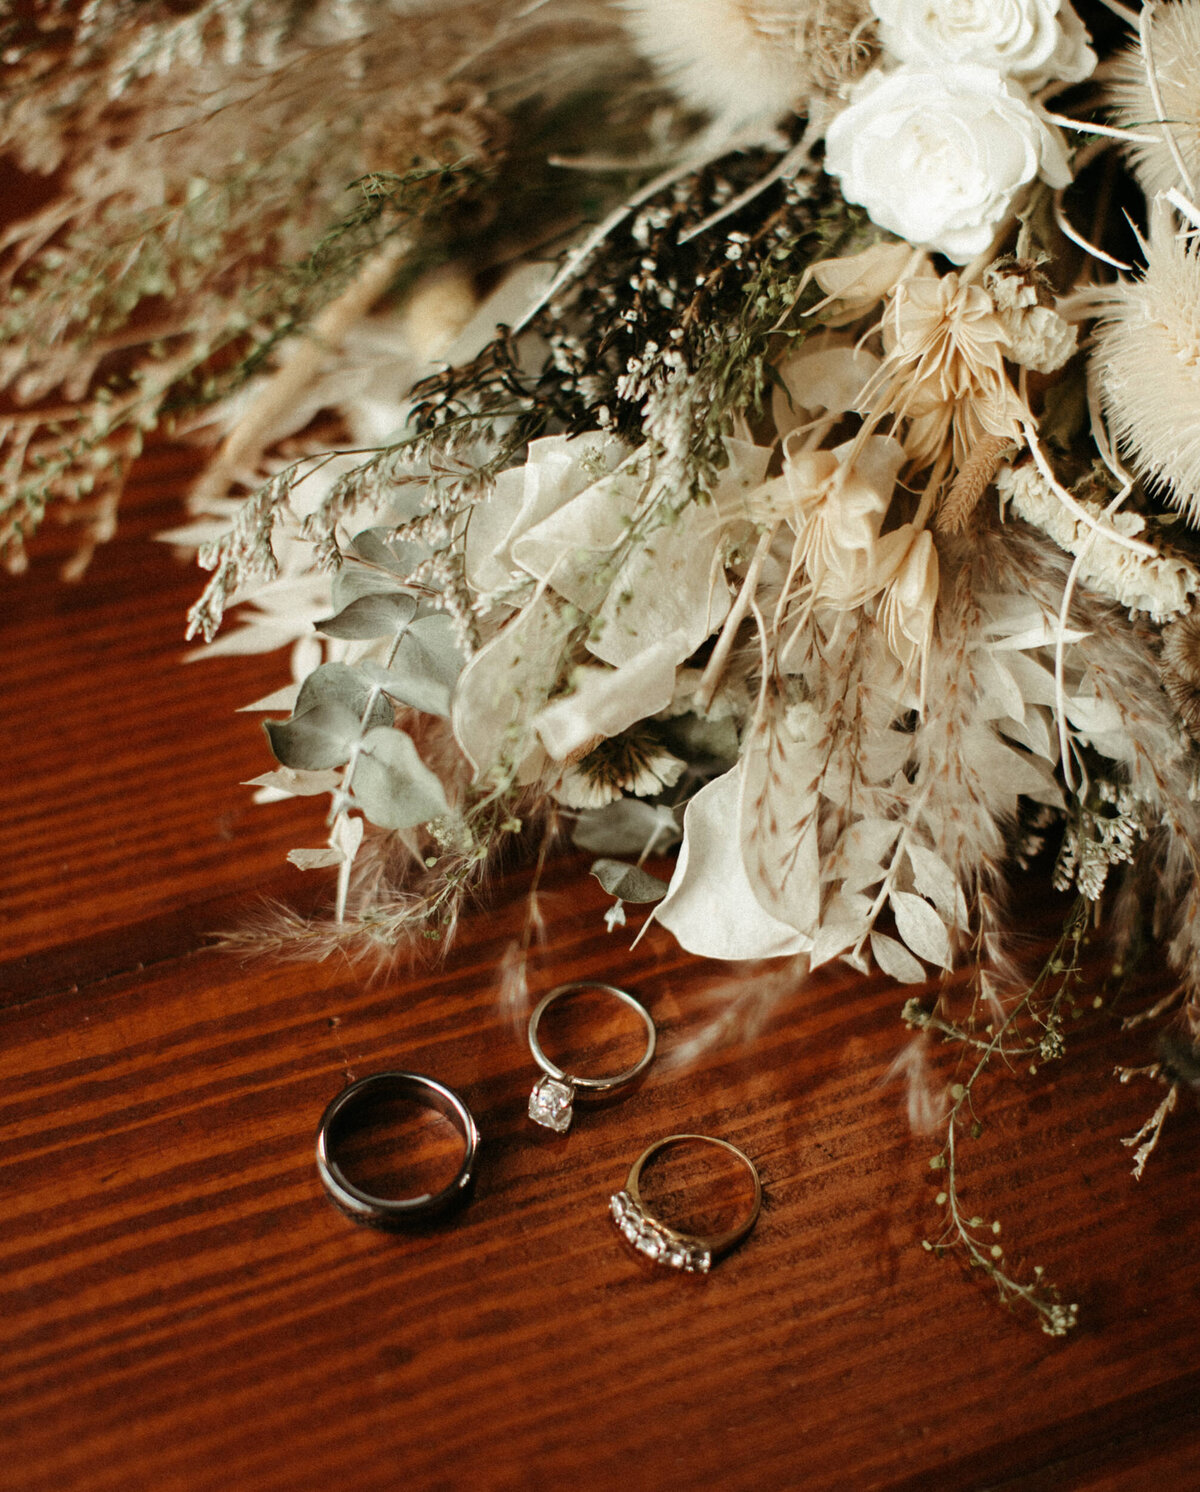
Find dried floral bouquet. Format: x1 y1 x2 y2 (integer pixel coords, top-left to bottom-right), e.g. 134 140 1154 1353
7 0 1200 1331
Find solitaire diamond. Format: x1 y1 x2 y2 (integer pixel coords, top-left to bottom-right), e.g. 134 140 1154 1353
528 1075 575 1132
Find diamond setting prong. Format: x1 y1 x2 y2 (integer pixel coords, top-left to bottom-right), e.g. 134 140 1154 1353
609 1190 711 1273
528 1075 575 1133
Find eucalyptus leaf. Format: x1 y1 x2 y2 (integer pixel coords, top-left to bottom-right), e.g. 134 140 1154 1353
296 662 394 727
315 591 418 640
572 800 680 856
363 613 464 717
264 698 363 770
590 858 669 904
350 726 450 829
331 565 409 613
350 525 432 572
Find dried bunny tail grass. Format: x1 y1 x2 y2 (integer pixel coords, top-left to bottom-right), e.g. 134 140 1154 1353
1107 0 1200 200
619 0 873 126
883 1035 948 1135
937 434 1013 535
1094 204 1200 527
215 787 563 969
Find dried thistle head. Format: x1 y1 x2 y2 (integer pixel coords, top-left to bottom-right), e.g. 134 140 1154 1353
1108 0 1200 199
1095 204 1200 526
1162 668 1200 743
1163 611 1200 685
1160 611 1200 741
619 0 873 126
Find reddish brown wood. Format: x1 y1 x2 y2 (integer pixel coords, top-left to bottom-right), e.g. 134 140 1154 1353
2 456 1199 1491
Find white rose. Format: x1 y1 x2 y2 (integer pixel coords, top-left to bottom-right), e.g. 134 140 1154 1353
870 0 1095 89
824 65 1072 263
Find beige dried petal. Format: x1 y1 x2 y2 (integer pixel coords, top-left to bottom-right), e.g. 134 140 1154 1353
808 241 932 324
783 433 906 608
772 342 880 434
876 526 939 683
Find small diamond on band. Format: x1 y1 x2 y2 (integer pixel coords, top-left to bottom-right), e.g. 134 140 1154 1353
609 1190 712 1273
528 1075 575 1133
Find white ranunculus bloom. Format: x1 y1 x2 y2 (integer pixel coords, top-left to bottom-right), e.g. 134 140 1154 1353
870 0 1095 90
824 65 1071 263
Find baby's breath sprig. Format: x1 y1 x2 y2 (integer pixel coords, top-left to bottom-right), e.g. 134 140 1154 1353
190 134 862 649
907 897 1091 1335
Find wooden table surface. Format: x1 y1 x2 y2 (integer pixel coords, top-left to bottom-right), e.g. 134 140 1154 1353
2 453 1198 1492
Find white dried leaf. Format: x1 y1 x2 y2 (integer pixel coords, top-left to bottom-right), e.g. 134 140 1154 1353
244 767 342 798
1003 650 1059 709
830 817 902 893
738 715 821 938
870 931 928 985
809 891 874 969
655 768 811 960
997 706 1056 763
238 683 301 713
905 843 966 928
286 847 345 871
890 890 952 969
961 724 1061 809
452 593 573 776
533 635 682 760
973 650 1027 724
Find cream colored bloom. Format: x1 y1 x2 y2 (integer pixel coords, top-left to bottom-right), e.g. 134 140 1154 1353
870 0 1094 90
771 340 880 435
463 432 628 597
804 241 934 325
552 733 686 810
984 264 1077 374
782 433 907 607
824 64 1071 262
875 526 939 688
872 272 1030 466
